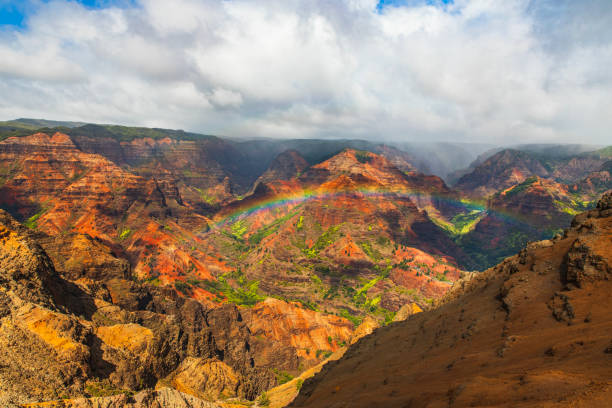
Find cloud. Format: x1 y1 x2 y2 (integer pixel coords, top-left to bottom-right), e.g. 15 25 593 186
0 0 610 144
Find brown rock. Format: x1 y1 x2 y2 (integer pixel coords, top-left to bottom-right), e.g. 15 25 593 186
165 358 240 400
290 193 612 408
392 303 423 322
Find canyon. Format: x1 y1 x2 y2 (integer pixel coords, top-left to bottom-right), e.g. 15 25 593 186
291 192 612 408
0 120 610 407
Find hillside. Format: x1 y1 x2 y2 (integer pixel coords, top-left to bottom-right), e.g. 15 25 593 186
198 148 472 325
457 177 590 267
290 193 612 407
0 208 272 405
455 149 552 198
455 147 611 198
450 147 611 269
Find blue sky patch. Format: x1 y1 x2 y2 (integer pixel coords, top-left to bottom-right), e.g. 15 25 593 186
0 0 136 28
0 3 25 27
376 0 453 12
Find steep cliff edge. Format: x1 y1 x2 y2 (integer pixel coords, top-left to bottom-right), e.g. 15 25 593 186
291 193 612 408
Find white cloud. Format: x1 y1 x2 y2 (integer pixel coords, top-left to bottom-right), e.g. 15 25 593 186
0 0 610 144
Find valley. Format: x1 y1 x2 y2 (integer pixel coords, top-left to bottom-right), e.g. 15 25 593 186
0 120 610 407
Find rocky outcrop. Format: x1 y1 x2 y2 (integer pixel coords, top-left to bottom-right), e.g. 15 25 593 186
291 193 612 407
243 298 354 369
0 210 92 402
0 210 274 404
0 131 227 294
37 233 130 282
21 387 221 408
164 358 241 401
392 302 422 322
0 210 58 307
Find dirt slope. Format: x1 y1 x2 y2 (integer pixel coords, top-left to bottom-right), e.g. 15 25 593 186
291 193 612 408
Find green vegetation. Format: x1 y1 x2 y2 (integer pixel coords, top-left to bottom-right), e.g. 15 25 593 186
193 187 216 205
250 211 299 245
393 257 414 270
67 123 215 142
435 271 450 282
555 200 580 215
354 150 372 164
230 219 248 240
593 145 612 158
193 270 265 307
429 209 485 236
174 281 191 295
273 369 294 385
257 392 271 406
0 121 216 142
354 275 382 304
296 215 304 230
118 228 132 240
359 241 381 261
554 197 592 216
0 121 61 141
339 308 362 326
296 379 304 390
24 208 47 229
503 176 538 198
310 274 322 285
304 224 342 257
450 211 484 234
457 228 532 270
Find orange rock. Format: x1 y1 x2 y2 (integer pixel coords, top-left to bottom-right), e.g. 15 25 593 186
244 298 353 363
96 323 153 353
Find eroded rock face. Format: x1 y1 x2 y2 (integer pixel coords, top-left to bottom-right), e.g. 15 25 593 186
392 302 423 322
562 196 612 287
243 298 354 369
291 193 612 408
0 210 91 401
38 233 130 282
0 210 58 307
564 239 609 287
455 149 550 198
0 210 274 404
165 358 241 401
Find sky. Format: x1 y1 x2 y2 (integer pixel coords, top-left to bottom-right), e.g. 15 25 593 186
0 0 610 144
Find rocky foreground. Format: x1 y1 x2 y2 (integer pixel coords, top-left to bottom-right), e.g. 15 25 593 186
291 193 612 407
0 208 274 407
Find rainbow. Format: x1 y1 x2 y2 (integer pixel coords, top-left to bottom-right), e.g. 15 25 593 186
210 186 531 231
